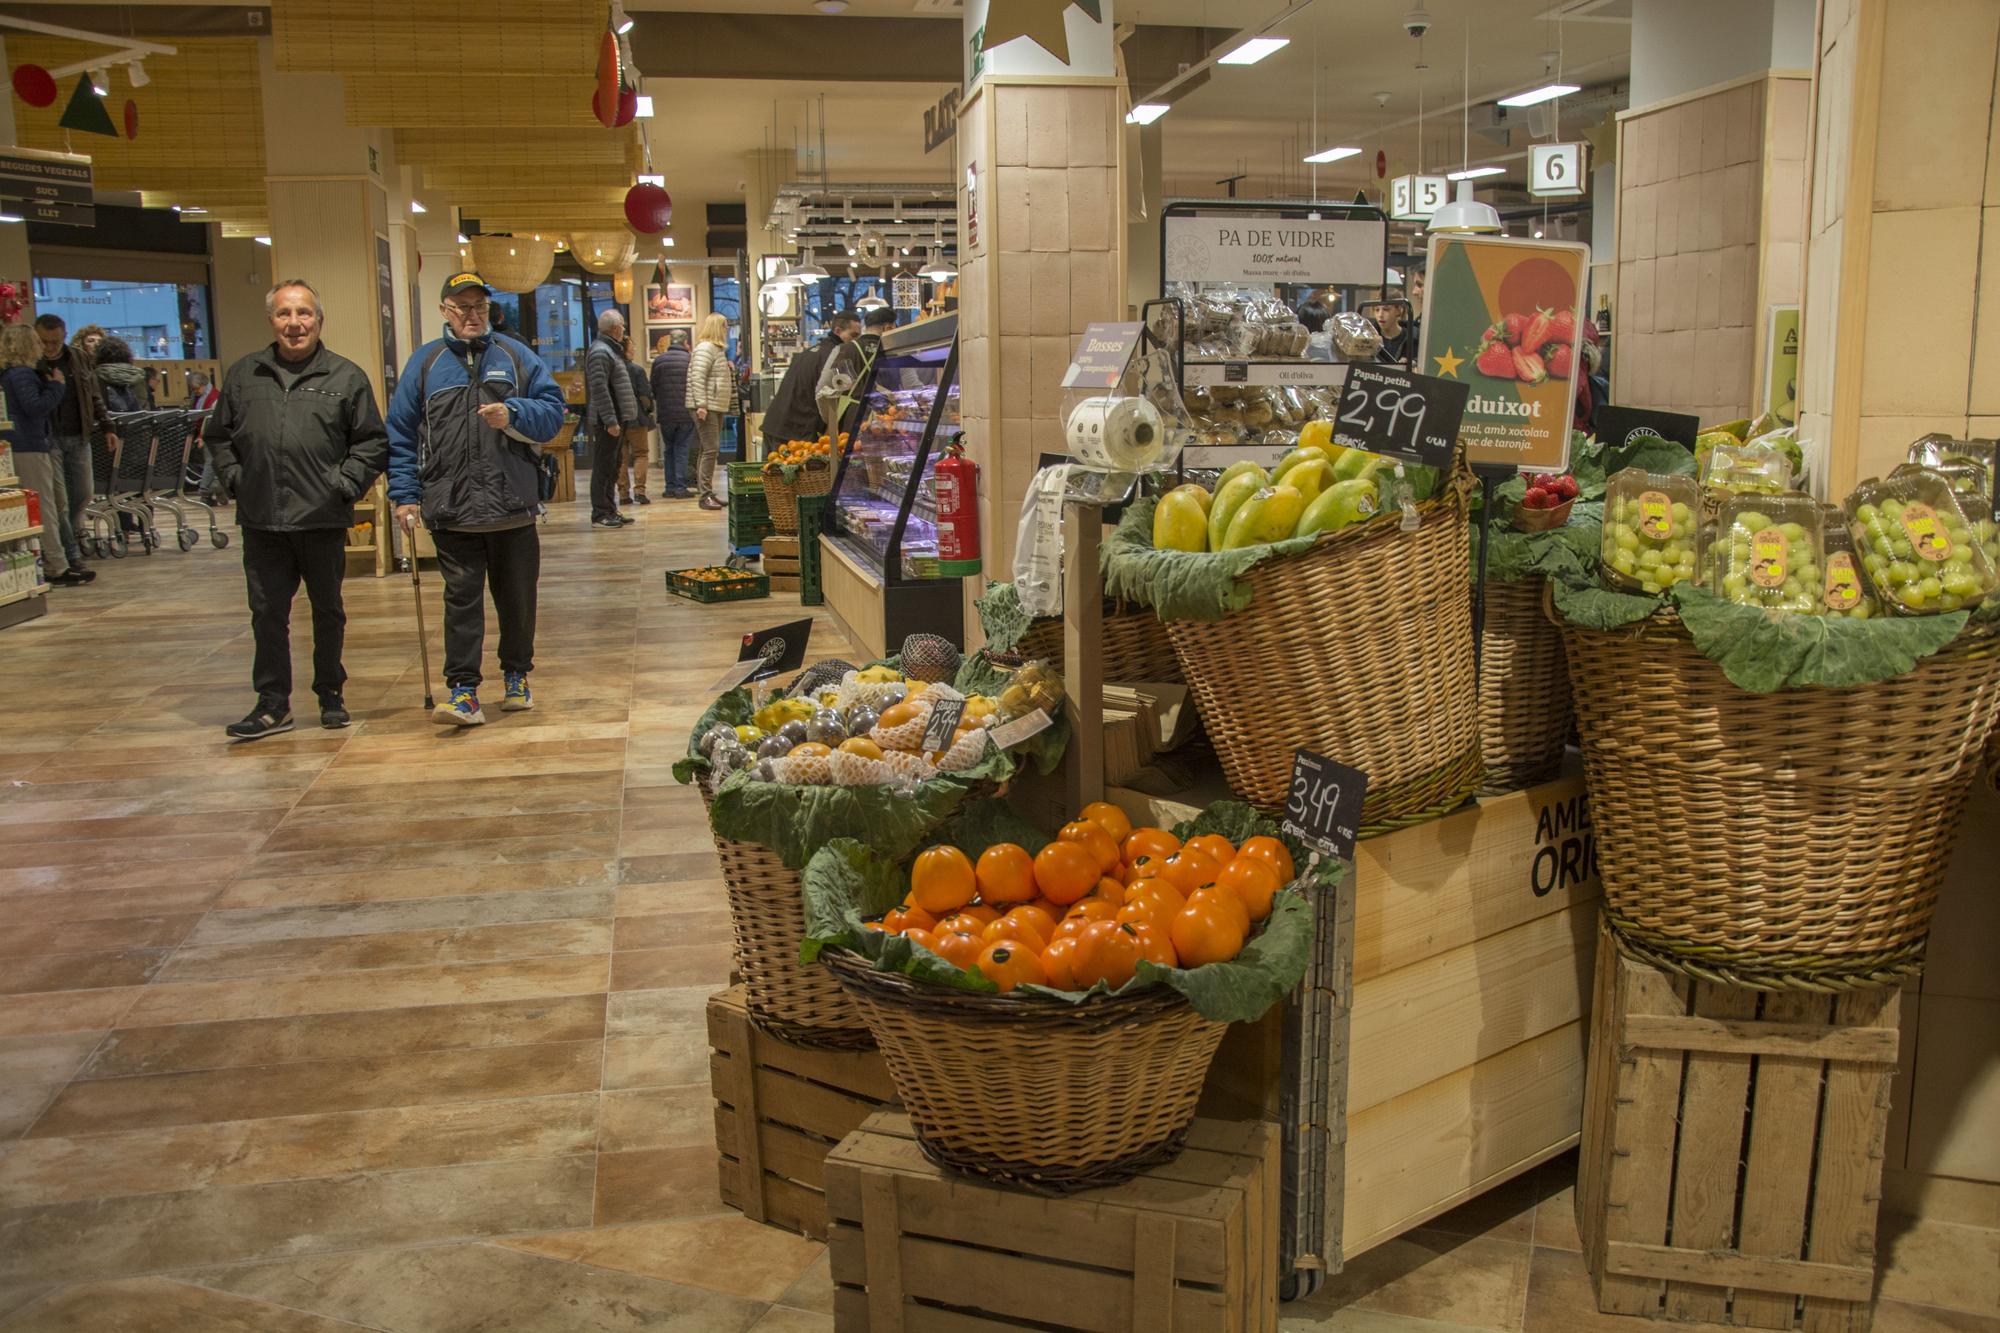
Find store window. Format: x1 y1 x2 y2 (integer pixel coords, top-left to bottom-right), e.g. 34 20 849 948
31 277 213 359
709 272 742 363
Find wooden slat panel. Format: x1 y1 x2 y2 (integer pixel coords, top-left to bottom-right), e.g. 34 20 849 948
1622 1011 1899 1064
1801 986 1898 1333
274 0 598 76
345 77 604 128
1604 1241 1875 1303
1598 950 1689 1316
1733 989 1831 1329
1663 979 1759 1322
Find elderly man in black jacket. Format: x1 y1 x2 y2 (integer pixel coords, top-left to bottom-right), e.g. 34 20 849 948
206 278 389 741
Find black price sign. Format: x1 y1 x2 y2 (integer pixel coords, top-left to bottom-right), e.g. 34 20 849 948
921 698 965 752
1597 405 1700 453
709 617 814 693
1333 365 1467 471
1280 749 1368 862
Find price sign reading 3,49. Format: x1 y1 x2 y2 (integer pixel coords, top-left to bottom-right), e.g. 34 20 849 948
1281 748 1369 863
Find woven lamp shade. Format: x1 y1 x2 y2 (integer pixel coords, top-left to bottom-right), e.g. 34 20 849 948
611 268 635 304
470 235 556 293
570 230 638 274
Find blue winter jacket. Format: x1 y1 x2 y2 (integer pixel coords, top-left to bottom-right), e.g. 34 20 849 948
386 331 566 529
2 365 66 453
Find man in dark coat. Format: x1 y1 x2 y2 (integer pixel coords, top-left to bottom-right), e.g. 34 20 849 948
650 331 694 499
206 278 389 740
761 310 857 451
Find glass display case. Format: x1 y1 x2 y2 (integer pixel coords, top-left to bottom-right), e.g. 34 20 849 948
818 314 965 657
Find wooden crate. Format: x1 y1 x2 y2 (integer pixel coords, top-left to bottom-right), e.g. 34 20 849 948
826 1111 1280 1333
1576 920 1901 1330
764 534 802 577
770 573 802 592
709 986 899 1240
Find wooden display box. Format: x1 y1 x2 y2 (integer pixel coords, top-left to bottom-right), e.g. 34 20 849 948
708 986 899 1240
1576 921 1900 1329
826 1111 1280 1333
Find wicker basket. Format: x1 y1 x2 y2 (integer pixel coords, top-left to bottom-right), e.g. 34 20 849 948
714 832 873 1048
764 459 835 534
1161 472 1482 834
1560 611 2000 991
821 949 1227 1191
1013 602 1183 684
1478 577 1574 794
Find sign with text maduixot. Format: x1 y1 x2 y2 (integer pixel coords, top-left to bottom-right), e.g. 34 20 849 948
1419 235 1590 473
1163 213 1386 288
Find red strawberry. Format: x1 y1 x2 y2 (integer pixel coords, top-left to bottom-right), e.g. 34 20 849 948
1501 312 1527 345
1520 307 1554 352
1554 475 1580 500
1512 347 1548 384
1548 308 1577 347
1522 488 1558 509
1475 342 1518 378
1545 343 1574 379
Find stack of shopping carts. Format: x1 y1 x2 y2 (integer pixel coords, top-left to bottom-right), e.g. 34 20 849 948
85 409 230 558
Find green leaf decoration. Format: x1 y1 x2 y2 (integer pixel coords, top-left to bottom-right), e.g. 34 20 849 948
1549 572 1666 629
1668 585 1971 692
973 581 1038 655
1099 494 1321 623
1599 434 1699 479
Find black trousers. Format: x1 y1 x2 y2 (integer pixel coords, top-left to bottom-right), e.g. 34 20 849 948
243 526 347 713
432 524 540 690
588 426 623 521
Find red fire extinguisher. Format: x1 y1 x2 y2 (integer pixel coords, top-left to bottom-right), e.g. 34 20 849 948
933 433 982 578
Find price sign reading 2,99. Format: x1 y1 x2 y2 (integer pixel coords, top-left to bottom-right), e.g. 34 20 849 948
1332 365 1468 472
1280 748 1369 863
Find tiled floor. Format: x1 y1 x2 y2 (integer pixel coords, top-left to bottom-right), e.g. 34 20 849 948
0 496 1995 1332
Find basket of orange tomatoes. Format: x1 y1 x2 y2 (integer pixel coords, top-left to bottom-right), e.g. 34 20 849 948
801 797 1331 1191
763 433 846 533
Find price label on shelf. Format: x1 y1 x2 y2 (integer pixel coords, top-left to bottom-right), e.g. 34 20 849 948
708 617 813 694
1281 748 1368 862
990 708 1052 749
1331 365 1468 471
921 699 966 752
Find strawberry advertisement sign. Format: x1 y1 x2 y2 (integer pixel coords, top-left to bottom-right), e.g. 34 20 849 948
1418 235 1589 473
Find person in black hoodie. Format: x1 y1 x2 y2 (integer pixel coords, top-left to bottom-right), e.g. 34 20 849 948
205 279 389 741
761 310 857 452
90 336 149 413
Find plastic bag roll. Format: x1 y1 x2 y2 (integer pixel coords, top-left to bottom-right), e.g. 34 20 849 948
1065 395 1166 472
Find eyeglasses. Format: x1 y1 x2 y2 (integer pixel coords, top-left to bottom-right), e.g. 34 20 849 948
445 301 491 316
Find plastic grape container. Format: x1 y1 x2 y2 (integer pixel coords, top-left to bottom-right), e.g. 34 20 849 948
1701 439 1793 496
1602 469 1702 595
1709 495 1824 613
1819 508 1881 620
1904 459 2000 571
1843 468 1998 615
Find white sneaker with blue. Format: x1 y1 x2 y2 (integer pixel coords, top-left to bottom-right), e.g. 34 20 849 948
433 685 484 727
503 671 533 712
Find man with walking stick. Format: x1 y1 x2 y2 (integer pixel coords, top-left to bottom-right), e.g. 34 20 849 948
387 272 566 726
207 278 388 741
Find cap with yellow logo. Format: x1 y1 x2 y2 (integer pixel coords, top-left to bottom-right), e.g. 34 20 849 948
440 272 490 301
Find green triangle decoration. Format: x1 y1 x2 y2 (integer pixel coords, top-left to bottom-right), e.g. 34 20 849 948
58 73 118 137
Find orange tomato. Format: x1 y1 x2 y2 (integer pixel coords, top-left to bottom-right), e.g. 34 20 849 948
961 904 1001 926
1126 854 1166 885
1189 885 1251 935
935 911 987 937
975 843 1038 904
1092 876 1127 903
862 919 887 932
933 930 985 969
1185 833 1237 866
882 902 937 935
1065 897 1119 925
1115 900 1161 928
1041 936 1084 990
1170 900 1246 966
1123 879 1187 916
1074 921 1143 990
977 941 1048 993
1053 914 1097 942
1128 919 1179 968
910 845 977 915
1122 827 1181 865
1237 835 1296 884
1217 856 1281 922
1005 903 1058 942
982 913 1049 951
1033 840 1101 906
1158 848 1222 895
1079 801 1134 844
1058 821 1122 876
903 927 940 952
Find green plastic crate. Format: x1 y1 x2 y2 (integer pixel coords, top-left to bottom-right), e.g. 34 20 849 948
726 461 766 494
795 494 828 606
665 566 770 603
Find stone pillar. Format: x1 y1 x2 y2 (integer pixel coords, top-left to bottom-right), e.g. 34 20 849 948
955 0 1125 626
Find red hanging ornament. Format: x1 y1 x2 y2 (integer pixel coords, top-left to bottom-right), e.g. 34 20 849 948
624 182 672 234
613 84 637 128
123 99 139 139
11 64 57 108
592 30 621 128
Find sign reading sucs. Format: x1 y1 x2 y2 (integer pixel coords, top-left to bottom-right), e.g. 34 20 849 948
1164 215 1385 288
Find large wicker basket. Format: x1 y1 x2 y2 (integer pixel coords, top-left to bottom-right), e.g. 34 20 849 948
1561 612 2000 991
1013 601 1182 684
1478 577 1574 794
714 832 873 1048
764 459 834 534
1161 473 1482 834
821 949 1227 1192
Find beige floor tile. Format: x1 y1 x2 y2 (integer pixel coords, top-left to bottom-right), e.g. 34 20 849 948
598 1084 714 1152
594 1145 727 1225
779 1252 836 1316
752 1307 836 1333
156 918 611 982
120 954 610 1025
501 1214 823 1302
3 1276 373 1331
1877 1214 2000 1317
1304 1231 1532 1330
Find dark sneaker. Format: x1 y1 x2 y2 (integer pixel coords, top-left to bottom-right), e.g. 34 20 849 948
669 489 694 499
320 699 351 729
635 493 652 505
50 570 89 587
619 495 634 505
433 686 484 727
616 513 637 525
592 516 626 529
71 566 97 583
226 709 293 742
502 671 533 711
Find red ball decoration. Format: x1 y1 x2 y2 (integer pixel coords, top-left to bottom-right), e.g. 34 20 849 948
613 85 637 128
624 182 673 234
11 64 57 108
592 32 621 128
123 99 139 140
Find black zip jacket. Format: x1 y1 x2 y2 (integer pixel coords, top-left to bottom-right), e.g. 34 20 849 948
206 343 389 531
762 332 843 443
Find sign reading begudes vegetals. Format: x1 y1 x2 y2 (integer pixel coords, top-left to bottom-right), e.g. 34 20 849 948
1163 214 1385 288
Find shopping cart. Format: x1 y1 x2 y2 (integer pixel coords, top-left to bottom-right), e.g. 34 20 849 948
146 409 227 551
85 410 161 558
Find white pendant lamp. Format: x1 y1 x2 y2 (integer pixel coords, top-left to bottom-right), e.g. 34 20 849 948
790 247 830 282
1428 179 1502 234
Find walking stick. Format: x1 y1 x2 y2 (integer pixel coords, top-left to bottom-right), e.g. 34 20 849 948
403 512 435 711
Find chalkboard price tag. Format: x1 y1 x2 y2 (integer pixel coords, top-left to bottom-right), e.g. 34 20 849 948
1596 405 1700 453
1280 749 1369 861
921 699 966 752
709 617 813 694
1332 365 1467 471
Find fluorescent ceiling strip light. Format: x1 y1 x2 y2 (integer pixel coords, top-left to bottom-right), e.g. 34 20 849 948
1497 82 1580 108
1218 36 1289 65
1447 165 1506 180
1126 103 1169 125
1303 146 1362 163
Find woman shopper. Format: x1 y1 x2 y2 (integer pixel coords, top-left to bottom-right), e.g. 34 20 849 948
0 325 89 586
686 313 732 511
91 337 149 413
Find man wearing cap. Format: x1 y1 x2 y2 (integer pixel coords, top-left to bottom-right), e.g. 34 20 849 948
387 272 567 727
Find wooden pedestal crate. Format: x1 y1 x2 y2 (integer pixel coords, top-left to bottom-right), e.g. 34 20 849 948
826 1111 1280 1333
1576 921 1902 1330
765 535 802 592
709 985 899 1240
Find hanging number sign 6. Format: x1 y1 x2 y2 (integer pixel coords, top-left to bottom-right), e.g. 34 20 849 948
1528 143 1587 199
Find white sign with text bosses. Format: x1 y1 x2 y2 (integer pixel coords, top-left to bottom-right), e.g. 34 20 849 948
1163 215 1386 288
1528 143 1588 199
1390 174 1449 222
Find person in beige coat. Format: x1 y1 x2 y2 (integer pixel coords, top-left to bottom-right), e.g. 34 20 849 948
685 313 734 510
